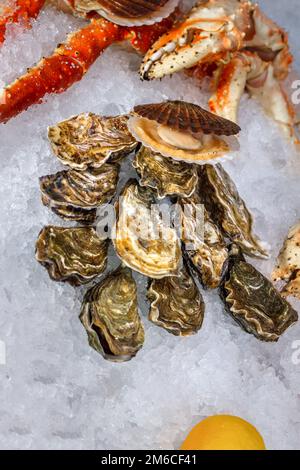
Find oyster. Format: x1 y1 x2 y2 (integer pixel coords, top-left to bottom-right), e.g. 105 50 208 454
133 145 198 199
36 226 108 286
74 0 180 26
198 164 268 258
179 192 228 289
128 100 240 164
40 163 119 224
272 222 300 300
48 113 137 170
80 265 144 362
220 247 298 342
114 179 181 278
148 263 205 336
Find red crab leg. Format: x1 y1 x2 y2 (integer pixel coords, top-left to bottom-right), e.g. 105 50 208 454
0 12 178 123
0 0 46 44
0 18 121 123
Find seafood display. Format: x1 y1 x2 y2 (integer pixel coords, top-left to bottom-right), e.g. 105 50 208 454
272 222 300 300
0 0 180 123
35 100 298 361
221 247 298 342
140 0 297 140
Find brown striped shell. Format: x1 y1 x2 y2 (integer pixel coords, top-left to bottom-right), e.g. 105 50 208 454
80 265 145 362
36 226 108 286
48 113 137 171
73 0 180 26
40 164 119 224
148 263 205 336
128 101 240 164
220 246 298 342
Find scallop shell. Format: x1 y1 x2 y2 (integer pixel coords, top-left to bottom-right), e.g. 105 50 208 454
128 101 240 164
198 164 269 259
133 145 198 199
80 265 145 362
113 179 182 278
148 263 205 336
133 101 241 136
220 246 298 342
74 0 180 26
272 222 300 300
40 164 119 224
179 191 228 289
36 226 108 286
48 113 137 171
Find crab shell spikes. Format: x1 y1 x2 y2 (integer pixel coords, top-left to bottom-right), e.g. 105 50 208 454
128 100 240 164
74 0 180 26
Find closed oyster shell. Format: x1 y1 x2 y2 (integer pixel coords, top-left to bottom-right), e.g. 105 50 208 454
36 226 108 286
272 222 300 300
48 113 137 170
179 192 228 289
74 0 179 26
148 263 205 336
220 247 298 342
80 265 144 362
40 164 119 224
133 145 198 199
128 101 240 164
198 164 268 258
114 179 182 278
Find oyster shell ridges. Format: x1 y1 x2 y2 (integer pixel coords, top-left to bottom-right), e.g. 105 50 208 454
36 226 108 286
133 145 198 199
133 101 241 136
114 179 182 278
220 248 298 342
148 263 205 336
40 164 119 224
48 113 137 170
198 164 269 259
80 265 145 362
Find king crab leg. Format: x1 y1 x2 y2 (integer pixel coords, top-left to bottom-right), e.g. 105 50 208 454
0 12 176 123
0 0 46 44
208 51 296 140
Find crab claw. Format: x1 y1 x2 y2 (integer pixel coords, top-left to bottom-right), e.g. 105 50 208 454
140 8 243 80
0 0 45 44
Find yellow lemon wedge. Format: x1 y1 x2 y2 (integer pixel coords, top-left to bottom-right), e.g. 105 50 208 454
180 415 266 450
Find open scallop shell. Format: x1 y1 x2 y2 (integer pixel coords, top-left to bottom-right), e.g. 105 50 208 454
48 113 137 171
128 101 240 164
133 145 198 199
148 263 205 336
113 179 182 278
80 265 145 362
36 226 108 286
220 246 298 342
40 164 119 224
74 0 180 26
198 164 269 259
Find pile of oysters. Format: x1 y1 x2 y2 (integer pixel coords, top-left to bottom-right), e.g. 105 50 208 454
35 100 298 362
